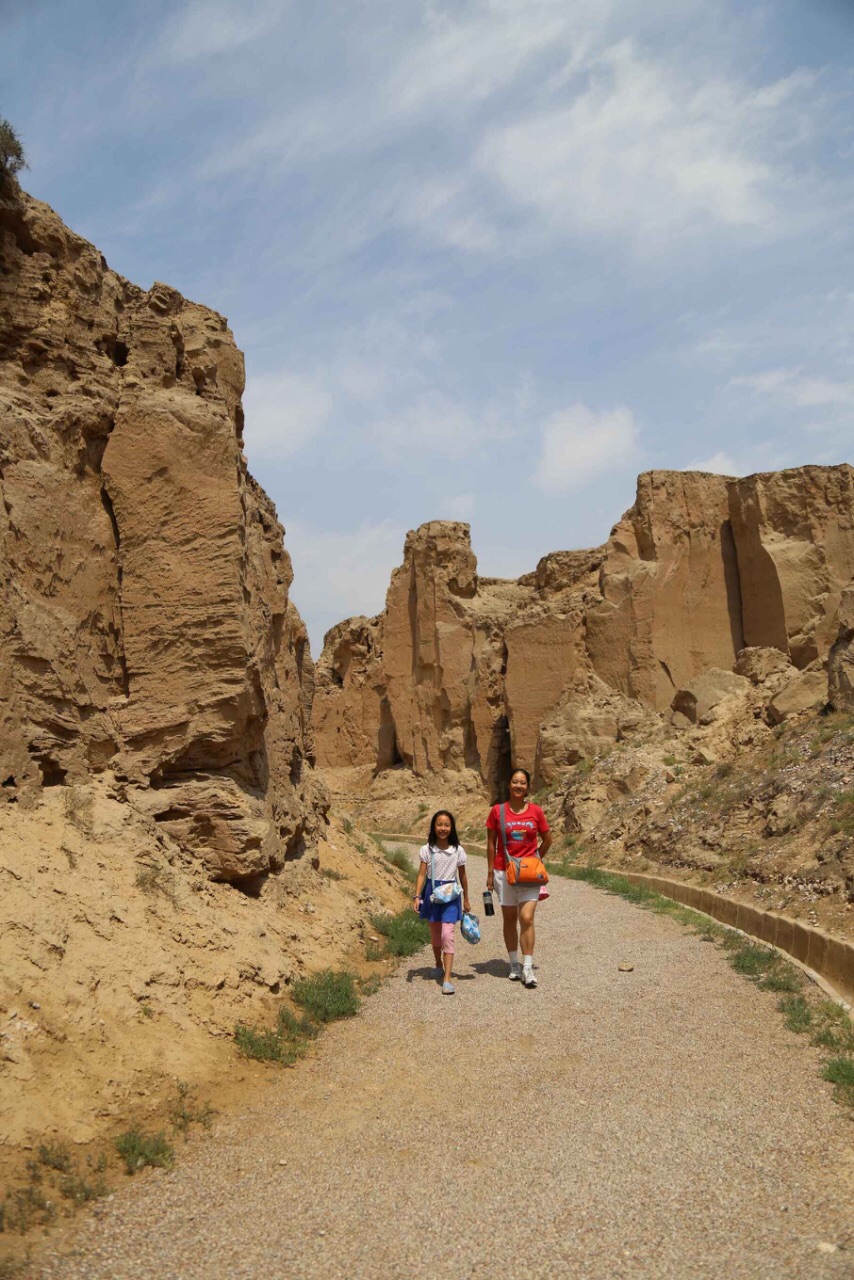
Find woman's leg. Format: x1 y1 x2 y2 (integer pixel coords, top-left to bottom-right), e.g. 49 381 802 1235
518 900 537 957
501 904 519 955
441 922 455 981
429 921 442 967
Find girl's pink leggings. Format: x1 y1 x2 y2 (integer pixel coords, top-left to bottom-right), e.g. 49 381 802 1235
429 921 456 954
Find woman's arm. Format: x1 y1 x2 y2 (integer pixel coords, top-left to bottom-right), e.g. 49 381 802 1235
539 831 553 860
459 865 470 913
413 860 427 912
486 829 496 891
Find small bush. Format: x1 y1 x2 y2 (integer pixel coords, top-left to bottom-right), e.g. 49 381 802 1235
114 1129 174 1175
135 863 176 902
370 909 431 957
58 1173 107 1206
292 969 360 1022
822 1055 854 1106
0 118 26 185
758 968 802 993
37 1142 72 1174
0 1185 55 1233
729 945 775 980
382 845 417 884
234 1022 301 1065
778 994 813 1034
342 818 353 834
169 1081 215 1134
321 867 346 881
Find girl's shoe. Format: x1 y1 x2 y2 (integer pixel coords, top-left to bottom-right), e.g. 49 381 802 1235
433 966 443 981
442 981 455 995
523 968 537 988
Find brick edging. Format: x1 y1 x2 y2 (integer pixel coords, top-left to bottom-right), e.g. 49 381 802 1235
603 869 854 1006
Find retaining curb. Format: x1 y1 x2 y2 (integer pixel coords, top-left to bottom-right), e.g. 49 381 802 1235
609 869 854 1007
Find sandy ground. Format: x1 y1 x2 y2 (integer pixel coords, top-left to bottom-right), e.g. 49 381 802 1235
35 868 854 1280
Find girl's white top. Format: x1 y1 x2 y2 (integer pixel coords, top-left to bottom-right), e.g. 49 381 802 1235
419 843 467 882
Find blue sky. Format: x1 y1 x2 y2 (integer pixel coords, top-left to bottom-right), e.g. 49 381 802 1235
3 0 854 651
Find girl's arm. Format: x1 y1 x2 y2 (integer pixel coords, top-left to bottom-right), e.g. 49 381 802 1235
413 860 427 912
486 829 496 891
539 831 553 859
459 864 470 914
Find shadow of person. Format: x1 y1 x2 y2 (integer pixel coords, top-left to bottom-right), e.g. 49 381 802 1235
470 957 510 979
406 965 442 984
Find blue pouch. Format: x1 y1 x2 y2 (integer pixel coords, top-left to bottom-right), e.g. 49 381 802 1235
460 911 481 945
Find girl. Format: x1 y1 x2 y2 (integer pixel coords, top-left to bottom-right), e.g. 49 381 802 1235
413 810 471 995
485 767 552 988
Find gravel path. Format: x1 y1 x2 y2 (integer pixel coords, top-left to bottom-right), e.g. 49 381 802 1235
38 871 854 1279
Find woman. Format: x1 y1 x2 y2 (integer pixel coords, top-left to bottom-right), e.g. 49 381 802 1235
486 768 552 988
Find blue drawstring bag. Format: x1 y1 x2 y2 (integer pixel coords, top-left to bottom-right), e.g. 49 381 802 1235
460 911 481 945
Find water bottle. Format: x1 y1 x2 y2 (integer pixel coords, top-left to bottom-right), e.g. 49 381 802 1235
482 890 495 917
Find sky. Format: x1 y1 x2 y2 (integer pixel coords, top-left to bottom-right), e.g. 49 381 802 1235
3 0 854 652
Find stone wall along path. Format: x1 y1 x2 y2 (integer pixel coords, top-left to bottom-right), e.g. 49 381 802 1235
39 873 854 1280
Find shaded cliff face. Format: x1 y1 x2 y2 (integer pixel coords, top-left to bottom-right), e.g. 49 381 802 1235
0 189 325 881
314 464 854 794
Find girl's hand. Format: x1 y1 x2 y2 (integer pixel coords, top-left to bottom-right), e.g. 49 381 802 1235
413 895 421 912
463 900 471 914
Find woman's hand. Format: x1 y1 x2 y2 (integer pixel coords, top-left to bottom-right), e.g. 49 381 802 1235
486 871 494 892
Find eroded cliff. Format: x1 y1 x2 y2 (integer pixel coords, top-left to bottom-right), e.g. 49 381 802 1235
0 187 325 882
315 464 854 796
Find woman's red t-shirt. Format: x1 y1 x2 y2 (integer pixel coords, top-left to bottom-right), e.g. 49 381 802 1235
486 803 549 871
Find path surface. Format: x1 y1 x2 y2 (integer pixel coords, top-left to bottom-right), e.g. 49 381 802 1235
39 871 854 1279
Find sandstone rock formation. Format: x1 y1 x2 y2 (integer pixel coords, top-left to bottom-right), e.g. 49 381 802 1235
315 465 854 795
828 585 854 712
0 187 324 882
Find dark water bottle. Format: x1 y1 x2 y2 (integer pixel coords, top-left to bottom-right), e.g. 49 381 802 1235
482 890 495 917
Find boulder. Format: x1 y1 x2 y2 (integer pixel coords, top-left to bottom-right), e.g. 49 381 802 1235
670 668 751 725
734 646 793 684
767 670 828 725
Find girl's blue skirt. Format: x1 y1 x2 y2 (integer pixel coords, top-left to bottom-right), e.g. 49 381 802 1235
418 879 463 924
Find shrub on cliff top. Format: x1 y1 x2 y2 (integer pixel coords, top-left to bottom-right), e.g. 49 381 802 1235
0 117 27 185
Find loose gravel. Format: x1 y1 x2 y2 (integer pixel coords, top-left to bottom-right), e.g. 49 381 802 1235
38 874 854 1279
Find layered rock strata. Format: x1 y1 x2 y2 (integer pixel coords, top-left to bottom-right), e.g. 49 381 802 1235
0 188 324 882
315 465 854 793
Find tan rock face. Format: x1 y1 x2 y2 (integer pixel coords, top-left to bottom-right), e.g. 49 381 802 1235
0 189 324 881
729 465 854 667
828 585 854 712
315 465 854 794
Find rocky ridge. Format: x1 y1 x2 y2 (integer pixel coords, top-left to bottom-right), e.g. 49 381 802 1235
315 465 854 796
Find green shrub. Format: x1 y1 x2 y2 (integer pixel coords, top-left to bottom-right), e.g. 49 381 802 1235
37 1142 72 1174
114 1129 174 1176
778 994 813 1034
58 1173 107 1206
383 845 417 884
728 944 775 980
292 969 360 1022
169 1080 215 1134
0 118 26 185
234 1022 301 1065
370 909 431 957
822 1055 854 1106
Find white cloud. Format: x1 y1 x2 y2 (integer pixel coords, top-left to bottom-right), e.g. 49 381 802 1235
684 451 739 475
477 40 791 250
730 368 854 409
441 494 476 520
285 520 404 654
372 392 514 462
533 404 640 491
241 370 333 463
155 0 282 65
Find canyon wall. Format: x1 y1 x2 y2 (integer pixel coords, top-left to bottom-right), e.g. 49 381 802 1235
314 465 854 793
0 188 325 883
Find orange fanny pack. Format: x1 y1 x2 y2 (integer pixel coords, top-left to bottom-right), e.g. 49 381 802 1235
500 803 549 886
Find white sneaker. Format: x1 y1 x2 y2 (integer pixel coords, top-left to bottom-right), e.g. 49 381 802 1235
508 963 522 981
523 968 537 989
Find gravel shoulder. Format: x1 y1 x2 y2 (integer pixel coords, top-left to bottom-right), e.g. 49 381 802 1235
38 873 854 1279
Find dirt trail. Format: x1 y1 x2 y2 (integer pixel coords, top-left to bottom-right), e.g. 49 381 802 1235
38 873 854 1279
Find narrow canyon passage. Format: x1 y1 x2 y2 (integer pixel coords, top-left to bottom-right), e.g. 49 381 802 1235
40 875 853 1280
